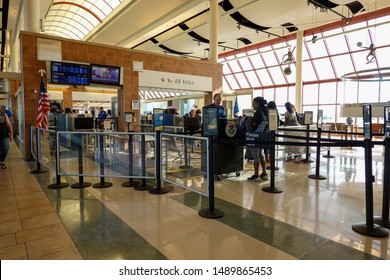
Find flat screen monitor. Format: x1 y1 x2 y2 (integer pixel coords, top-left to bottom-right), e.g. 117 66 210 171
90 64 121 85
51 61 89 85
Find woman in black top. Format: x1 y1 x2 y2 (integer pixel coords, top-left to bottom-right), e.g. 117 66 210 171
247 97 268 182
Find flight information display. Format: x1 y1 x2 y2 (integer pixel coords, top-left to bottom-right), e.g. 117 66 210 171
51 61 90 85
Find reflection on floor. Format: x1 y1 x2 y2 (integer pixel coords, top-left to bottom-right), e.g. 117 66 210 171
1 141 389 259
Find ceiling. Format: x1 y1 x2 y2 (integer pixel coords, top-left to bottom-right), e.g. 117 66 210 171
3 0 390 68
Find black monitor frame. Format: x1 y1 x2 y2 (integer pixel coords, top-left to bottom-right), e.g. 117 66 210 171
50 61 90 86
89 63 121 86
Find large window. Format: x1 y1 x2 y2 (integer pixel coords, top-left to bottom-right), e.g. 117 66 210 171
220 10 390 124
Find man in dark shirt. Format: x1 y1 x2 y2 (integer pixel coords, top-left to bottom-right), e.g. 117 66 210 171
1 104 12 124
208 93 227 118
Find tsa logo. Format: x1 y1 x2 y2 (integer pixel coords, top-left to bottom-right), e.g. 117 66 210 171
225 123 237 138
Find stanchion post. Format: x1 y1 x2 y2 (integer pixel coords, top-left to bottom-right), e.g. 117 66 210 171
352 138 388 237
374 137 390 228
150 131 169 194
323 129 335 158
309 128 327 180
135 134 153 191
122 133 140 188
30 127 48 174
71 133 91 189
301 124 313 163
266 138 279 171
180 137 193 169
48 130 69 189
199 137 224 219
263 131 282 193
92 133 112 188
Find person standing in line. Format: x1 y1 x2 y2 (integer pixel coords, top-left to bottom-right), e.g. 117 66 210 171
247 96 268 182
0 109 13 169
97 107 108 130
195 109 202 126
284 102 300 126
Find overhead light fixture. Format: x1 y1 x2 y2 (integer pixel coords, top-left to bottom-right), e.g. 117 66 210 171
283 66 292 75
307 0 351 22
237 23 241 30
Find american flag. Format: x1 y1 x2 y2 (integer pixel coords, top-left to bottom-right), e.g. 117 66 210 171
37 76 50 129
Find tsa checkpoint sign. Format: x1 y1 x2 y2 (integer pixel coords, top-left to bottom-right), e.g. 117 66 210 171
139 70 212 92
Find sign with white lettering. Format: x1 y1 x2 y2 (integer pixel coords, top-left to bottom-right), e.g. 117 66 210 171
202 107 219 136
153 108 164 131
139 70 212 91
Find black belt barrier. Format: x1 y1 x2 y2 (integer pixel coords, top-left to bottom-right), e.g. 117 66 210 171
352 138 389 237
374 137 390 229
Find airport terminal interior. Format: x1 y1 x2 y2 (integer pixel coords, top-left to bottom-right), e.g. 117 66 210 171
1 0 390 260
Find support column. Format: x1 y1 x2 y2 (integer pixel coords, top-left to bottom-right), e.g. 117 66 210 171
11 32 20 72
63 87 73 110
209 0 219 63
23 0 40 33
295 30 304 112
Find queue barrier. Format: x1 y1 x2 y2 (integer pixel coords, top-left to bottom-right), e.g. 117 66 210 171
29 126 48 174
30 125 390 228
30 127 223 219
55 131 156 181
217 126 389 237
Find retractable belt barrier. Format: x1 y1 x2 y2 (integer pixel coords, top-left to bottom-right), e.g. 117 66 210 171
30 127 390 228
215 127 389 237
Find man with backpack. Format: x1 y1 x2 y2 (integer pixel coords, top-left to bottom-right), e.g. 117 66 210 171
0 109 13 169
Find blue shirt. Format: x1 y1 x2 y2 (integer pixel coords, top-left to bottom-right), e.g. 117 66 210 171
208 103 226 118
98 110 108 119
4 109 12 119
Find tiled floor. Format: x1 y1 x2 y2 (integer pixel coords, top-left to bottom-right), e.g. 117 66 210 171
0 143 82 260
1 139 389 260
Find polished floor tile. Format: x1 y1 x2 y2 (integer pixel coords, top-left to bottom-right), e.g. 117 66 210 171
0 143 83 260
2 140 390 260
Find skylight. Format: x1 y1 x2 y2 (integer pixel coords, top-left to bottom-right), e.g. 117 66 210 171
44 0 126 40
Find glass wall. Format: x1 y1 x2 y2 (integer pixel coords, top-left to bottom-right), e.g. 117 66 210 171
220 12 390 125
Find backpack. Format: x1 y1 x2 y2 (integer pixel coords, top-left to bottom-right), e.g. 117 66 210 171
236 117 248 139
236 113 268 139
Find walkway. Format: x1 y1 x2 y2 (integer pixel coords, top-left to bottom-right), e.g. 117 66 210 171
0 142 82 260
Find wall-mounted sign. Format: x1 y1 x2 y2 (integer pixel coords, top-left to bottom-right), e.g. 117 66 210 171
139 70 212 92
37 38 62 61
132 100 139 110
125 112 134 123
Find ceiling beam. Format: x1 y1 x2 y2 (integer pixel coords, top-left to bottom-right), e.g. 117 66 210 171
0 71 21 80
